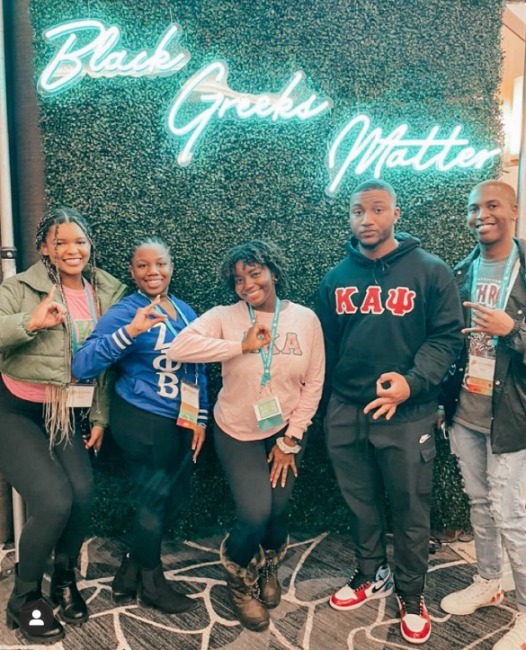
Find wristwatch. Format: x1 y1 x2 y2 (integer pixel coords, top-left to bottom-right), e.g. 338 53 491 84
276 436 302 454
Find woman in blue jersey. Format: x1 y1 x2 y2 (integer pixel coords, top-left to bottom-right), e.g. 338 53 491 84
72 239 208 614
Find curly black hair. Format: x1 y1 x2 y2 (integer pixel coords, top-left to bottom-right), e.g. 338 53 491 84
221 240 289 295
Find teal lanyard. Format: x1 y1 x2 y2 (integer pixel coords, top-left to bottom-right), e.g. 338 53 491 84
471 244 518 343
138 291 190 337
70 279 99 354
139 292 196 382
247 298 281 387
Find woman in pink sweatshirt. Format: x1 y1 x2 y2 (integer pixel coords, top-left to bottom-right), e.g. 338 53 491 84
168 240 325 632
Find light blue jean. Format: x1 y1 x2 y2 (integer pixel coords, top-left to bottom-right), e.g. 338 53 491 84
450 422 526 611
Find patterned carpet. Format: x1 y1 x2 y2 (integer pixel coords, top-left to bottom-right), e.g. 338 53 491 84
0 532 519 649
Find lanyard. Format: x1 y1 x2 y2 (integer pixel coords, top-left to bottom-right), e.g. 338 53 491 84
139 292 197 383
471 244 518 343
70 279 99 354
247 298 281 387
138 291 190 338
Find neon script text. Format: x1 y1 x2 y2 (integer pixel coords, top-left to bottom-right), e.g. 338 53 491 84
38 19 190 94
327 115 500 195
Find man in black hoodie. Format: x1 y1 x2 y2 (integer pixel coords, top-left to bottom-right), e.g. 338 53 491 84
317 179 463 645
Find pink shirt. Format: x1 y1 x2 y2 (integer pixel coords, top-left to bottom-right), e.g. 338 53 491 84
3 282 97 402
167 300 325 441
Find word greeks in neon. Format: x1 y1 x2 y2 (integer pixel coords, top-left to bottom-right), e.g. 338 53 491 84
38 19 501 194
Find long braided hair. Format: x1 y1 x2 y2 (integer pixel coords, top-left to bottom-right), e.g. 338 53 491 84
35 207 100 445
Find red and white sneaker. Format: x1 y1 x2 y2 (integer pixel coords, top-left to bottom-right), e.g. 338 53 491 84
329 564 394 611
397 593 431 644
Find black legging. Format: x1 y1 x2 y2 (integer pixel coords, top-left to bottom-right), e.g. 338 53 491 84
214 424 306 567
110 391 193 569
0 377 94 582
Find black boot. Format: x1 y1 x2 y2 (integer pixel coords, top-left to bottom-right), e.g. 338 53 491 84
138 565 196 614
6 568 65 644
112 552 140 604
50 560 88 625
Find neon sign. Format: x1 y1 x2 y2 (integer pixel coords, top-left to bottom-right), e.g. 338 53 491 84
38 19 501 194
38 20 190 94
167 62 331 166
326 115 501 196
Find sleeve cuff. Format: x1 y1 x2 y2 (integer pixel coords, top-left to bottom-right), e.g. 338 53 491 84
285 425 304 441
501 320 523 347
112 327 135 350
404 373 421 398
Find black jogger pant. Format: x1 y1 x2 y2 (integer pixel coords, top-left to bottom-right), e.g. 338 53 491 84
325 396 436 596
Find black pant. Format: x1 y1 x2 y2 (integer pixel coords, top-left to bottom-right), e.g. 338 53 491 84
0 377 94 582
110 392 193 569
325 396 436 596
214 424 306 567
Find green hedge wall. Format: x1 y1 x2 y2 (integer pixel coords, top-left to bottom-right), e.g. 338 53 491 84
30 0 504 538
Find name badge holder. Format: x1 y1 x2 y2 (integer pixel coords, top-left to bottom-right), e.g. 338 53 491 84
466 247 518 396
247 299 285 432
67 382 96 408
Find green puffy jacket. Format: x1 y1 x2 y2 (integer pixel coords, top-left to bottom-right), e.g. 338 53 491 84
0 260 127 427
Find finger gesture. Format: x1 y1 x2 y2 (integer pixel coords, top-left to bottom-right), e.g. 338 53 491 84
363 372 411 421
125 295 167 338
462 301 515 337
242 318 272 353
27 286 65 332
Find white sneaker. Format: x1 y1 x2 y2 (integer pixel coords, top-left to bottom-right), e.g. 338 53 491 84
329 564 394 611
397 593 431 645
440 574 503 615
493 612 526 649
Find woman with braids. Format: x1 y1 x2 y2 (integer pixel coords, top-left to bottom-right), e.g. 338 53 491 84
72 239 208 615
0 207 126 643
167 240 324 632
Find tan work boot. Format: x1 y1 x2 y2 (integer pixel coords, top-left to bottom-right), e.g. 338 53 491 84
220 537 269 632
258 540 288 609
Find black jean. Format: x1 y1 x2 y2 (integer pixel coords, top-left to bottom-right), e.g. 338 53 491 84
214 424 306 567
110 392 193 569
0 376 94 582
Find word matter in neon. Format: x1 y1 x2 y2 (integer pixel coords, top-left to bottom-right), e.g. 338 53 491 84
38 19 190 94
327 115 500 195
38 19 501 192
167 62 332 166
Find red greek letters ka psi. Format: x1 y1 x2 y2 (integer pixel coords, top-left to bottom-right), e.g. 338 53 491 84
335 286 416 316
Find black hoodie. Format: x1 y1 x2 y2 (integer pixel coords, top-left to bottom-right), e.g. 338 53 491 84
316 233 464 419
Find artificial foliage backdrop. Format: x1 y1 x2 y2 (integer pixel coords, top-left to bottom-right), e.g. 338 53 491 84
29 0 504 537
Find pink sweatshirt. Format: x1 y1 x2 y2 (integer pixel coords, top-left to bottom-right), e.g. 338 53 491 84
167 300 325 441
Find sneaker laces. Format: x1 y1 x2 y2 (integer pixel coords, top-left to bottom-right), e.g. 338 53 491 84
466 574 499 596
348 569 372 590
399 594 424 616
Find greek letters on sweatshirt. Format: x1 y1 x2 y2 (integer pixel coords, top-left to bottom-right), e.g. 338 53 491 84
72 292 208 423
167 300 325 441
316 233 464 413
